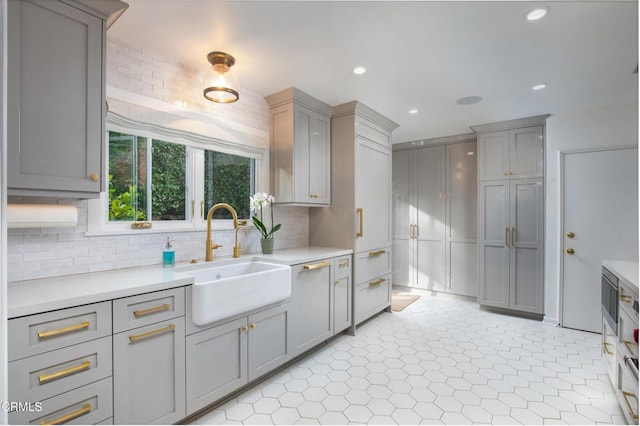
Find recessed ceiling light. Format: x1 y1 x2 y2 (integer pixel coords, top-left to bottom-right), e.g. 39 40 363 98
527 7 548 21
353 66 366 75
408 109 419 114
456 96 483 105
532 83 548 91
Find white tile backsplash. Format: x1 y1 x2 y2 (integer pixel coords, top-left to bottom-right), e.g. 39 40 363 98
7 199 308 282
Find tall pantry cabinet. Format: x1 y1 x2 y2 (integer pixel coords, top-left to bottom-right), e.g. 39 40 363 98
392 139 478 297
310 102 398 328
471 115 549 315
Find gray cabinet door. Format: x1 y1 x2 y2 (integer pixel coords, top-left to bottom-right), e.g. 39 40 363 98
7 0 103 195
477 180 510 309
334 275 352 334
113 318 186 424
509 179 544 313
248 303 291 382
290 261 333 355
185 317 248 415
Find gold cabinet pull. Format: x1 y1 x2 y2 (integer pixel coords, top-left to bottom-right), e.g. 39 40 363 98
40 403 92 425
241 326 249 332
369 249 386 257
129 324 175 343
511 227 516 246
603 342 615 355
338 260 349 268
369 278 386 287
310 193 320 198
621 295 633 303
250 323 257 329
38 361 91 384
303 261 331 271
133 303 170 318
37 321 90 339
356 208 363 237
622 391 639 420
566 231 575 238
90 173 99 182
566 248 575 255
623 340 637 353
505 228 510 246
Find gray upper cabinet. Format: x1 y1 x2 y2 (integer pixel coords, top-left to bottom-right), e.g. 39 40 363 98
266 87 332 206
6 0 119 197
476 124 544 181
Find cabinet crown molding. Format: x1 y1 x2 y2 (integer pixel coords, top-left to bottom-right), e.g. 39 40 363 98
393 132 476 151
469 114 550 134
264 87 332 115
332 101 399 132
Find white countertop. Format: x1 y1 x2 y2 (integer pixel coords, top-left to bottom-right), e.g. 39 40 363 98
603 260 639 293
8 246 352 318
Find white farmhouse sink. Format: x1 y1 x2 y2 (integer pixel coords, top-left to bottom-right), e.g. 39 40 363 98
185 261 292 326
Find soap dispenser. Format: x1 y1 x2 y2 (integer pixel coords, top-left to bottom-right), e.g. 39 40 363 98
163 237 175 268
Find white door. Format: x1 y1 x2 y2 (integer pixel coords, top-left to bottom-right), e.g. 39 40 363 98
562 147 638 332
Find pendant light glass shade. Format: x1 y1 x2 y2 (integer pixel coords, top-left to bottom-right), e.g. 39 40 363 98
203 51 239 103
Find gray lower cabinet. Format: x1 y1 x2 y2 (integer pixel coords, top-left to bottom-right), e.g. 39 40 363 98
185 303 292 415
334 256 352 334
113 317 186 424
112 288 186 424
290 260 334 355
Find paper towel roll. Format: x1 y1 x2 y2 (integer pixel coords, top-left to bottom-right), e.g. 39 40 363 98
7 204 78 228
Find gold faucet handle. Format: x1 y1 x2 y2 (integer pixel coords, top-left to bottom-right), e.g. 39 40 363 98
211 243 223 250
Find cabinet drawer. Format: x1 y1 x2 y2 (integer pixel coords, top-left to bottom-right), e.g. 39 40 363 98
335 255 352 278
619 307 638 359
619 283 638 321
617 359 639 424
354 274 391 325
9 336 112 403
113 287 185 333
9 302 111 361
602 319 617 385
9 377 113 425
355 248 391 283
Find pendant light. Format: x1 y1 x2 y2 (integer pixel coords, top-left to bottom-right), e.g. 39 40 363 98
203 51 239 103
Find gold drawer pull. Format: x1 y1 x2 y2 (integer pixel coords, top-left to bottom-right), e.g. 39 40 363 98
40 403 91 425
356 208 363 238
38 361 91 384
129 324 175 343
369 278 386 288
133 303 171 317
603 342 615 355
623 340 637 354
622 391 639 420
338 261 349 268
621 295 633 303
303 261 331 271
37 321 90 339
369 250 386 257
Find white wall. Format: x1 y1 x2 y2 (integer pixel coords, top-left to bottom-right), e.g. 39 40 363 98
543 102 639 325
0 0 7 421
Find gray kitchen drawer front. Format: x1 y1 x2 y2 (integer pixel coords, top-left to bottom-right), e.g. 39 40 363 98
355 248 391 283
113 287 185 333
9 376 113 425
9 302 112 361
335 255 352 278
9 336 112 403
354 273 391 325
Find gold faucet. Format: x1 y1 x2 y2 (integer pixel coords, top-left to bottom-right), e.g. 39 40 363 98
205 203 244 261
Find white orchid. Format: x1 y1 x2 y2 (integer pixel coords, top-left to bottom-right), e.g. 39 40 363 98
249 192 281 239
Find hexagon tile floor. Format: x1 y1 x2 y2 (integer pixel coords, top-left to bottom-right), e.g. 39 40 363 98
194 290 625 425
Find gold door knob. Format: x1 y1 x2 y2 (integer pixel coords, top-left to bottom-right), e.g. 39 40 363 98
250 323 256 329
566 248 575 255
241 326 248 332
90 173 99 182
567 232 575 238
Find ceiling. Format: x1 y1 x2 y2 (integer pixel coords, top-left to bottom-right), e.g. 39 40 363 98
108 0 638 144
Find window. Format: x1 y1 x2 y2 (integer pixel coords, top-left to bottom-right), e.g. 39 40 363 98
91 129 257 234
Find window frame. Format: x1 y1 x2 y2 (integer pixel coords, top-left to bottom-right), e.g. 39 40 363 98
87 112 265 236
